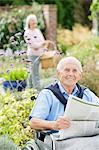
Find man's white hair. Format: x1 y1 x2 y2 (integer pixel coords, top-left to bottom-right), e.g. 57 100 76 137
24 14 37 30
57 56 83 73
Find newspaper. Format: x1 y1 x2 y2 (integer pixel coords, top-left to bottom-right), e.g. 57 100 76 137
58 95 99 140
64 95 99 121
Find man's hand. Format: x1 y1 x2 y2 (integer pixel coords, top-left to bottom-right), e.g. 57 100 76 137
53 116 71 130
30 117 70 131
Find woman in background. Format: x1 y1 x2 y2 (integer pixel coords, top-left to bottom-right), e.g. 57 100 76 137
24 14 47 90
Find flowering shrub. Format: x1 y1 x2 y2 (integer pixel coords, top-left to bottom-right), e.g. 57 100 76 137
57 24 91 53
80 56 99 97
0 2 45 51
9 32 25 52
0 88 37 147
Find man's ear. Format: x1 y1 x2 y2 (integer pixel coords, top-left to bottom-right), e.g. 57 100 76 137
57 70 61 79
79 72 82 80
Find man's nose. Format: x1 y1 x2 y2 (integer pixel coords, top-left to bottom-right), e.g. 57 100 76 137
68 70 73 75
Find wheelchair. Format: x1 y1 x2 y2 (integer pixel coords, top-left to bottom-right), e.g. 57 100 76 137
22 129 99 150
22 130 59 150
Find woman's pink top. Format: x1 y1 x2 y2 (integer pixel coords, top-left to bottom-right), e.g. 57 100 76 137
24 28 45 56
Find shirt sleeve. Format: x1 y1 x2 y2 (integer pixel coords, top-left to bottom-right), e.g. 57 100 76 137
29 89 53 120
83 88 99 104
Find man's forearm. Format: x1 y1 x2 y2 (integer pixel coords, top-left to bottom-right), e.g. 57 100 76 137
30 118 56 130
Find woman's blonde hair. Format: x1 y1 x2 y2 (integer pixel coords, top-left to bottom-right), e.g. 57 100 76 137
24 14 37 30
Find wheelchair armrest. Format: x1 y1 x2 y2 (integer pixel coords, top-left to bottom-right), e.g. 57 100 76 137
35 130 59 141
39 130 59 135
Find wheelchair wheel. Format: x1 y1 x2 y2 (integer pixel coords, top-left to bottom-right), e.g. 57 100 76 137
22 146 34 150
22 139 40 150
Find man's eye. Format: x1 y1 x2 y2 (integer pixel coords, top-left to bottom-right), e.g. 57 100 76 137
73 69 77 72
64 68 70 72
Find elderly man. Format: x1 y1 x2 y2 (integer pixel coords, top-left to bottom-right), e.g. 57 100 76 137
29 56 99 131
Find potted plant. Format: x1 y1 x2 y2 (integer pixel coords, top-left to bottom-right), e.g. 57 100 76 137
2 68 28 91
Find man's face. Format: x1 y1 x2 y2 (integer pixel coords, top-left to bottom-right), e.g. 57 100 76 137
57 63 82 87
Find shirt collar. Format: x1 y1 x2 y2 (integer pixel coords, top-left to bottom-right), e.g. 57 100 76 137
58 81 79 96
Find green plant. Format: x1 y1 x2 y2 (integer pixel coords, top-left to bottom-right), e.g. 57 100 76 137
58 43 69 54
0 89 37 147
9 32 25 52
3 68 28 81
0 0 32 6
36 0 77 29
0 2 45 50
0 135 21 150
67 35 99 65
80 56 99 97
90 0 99 18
